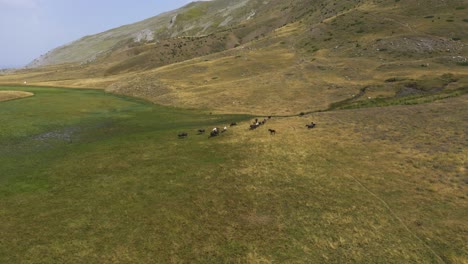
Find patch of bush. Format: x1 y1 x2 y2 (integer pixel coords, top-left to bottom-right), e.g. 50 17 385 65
440 73 458 83
334 86 468 110
385 77 405 83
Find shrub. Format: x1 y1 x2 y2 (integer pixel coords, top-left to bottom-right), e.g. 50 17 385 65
385 77 404 83
440 73 458 83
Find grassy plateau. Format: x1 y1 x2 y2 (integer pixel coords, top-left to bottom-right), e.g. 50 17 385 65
0 85 466 263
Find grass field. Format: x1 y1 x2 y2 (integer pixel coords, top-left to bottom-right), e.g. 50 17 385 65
1 86 466 263
1 1 466 262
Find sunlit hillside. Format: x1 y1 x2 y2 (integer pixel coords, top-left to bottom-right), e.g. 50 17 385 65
0 0 466 115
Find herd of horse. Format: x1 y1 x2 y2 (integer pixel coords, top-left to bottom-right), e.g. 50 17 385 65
178 118 316 139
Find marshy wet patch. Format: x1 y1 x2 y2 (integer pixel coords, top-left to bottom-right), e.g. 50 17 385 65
0 120 116 157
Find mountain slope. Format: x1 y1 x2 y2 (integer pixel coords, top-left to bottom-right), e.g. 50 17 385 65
27 0 278 67
1 0 467 115
105 0 468 114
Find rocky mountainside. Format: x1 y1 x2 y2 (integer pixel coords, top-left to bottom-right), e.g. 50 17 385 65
2 0 466 115
27 0 284 67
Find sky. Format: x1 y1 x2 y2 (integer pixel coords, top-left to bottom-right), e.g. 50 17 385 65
0 0 198 68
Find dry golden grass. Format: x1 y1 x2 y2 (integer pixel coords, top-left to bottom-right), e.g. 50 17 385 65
3 52 465 116
217 95 467 262
0 90 34 102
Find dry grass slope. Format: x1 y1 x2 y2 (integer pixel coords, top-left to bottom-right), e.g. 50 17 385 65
1 0 466 115
0 91 34 102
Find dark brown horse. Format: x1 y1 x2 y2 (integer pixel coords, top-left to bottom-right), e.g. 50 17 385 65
209 129 219 138
268 129 276 135
306 123 316 129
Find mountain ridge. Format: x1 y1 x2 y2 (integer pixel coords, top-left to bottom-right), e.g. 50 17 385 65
26 0 254 67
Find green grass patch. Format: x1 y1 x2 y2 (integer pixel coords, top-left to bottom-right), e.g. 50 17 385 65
329 74 465 110
330 86 468 110
178 5 208 22
0 85 254 262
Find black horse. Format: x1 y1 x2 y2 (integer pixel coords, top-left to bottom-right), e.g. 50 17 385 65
268 129 276 135
178 132 188 138
197 129 205 134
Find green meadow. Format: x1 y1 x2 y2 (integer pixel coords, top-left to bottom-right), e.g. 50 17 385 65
0 86 250 262
1 86 466 263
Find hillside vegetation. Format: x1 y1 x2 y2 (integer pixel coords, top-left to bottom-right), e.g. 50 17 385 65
0 0 466 114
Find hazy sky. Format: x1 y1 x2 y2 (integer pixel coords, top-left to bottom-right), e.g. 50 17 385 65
0 0 197 68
